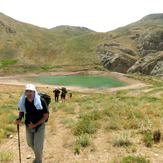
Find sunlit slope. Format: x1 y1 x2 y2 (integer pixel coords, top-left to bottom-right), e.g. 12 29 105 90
0 13 100 74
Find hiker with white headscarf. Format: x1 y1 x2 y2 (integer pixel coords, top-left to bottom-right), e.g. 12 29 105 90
15 84 49 163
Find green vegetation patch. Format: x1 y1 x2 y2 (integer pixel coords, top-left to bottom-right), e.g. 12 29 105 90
121 156 150 163
1 60 17 67
77 133 91 147
0 151 14 162
112 131 132 147
73 118 99 135
142 131 154 147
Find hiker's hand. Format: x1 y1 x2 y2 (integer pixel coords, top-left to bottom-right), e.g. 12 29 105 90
28 121 36 128
15 119 21 125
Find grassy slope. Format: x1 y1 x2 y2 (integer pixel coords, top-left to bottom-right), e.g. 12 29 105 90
0 13 58 67
51 32 105 71
0 13 104 74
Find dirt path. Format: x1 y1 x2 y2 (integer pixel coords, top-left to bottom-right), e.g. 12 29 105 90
0 71 149 95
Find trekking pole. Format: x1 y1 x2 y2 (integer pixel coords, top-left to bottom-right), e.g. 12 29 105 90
17 124 21 163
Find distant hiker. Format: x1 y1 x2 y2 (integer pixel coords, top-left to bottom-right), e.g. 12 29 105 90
60 87 67 102
53 88 60 102
69 93 72 98
15 84 49 163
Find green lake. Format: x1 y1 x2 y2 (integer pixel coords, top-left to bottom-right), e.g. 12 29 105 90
28 75 127 88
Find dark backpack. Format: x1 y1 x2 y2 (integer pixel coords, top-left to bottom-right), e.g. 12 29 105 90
62 88 67 94
38 93 51 122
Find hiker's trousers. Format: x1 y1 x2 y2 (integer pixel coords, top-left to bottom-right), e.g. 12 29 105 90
26 122 45 163
55 95 59 102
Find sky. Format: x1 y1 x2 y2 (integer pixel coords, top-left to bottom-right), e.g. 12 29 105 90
1 0 163 32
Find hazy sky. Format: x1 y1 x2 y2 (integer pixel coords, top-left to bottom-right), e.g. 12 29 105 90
1 0 162 32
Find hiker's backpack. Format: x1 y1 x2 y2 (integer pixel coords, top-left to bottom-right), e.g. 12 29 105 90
62 88 67 94
38 93 51 122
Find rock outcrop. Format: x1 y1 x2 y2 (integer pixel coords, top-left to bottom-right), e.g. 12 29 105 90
127 53 163 78
136 31 163 57
97 44 137 73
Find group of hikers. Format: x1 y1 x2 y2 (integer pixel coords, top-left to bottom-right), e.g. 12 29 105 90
15 84 72 163
53 87 72 102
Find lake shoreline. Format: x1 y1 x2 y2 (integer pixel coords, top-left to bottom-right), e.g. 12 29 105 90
0 71 148 94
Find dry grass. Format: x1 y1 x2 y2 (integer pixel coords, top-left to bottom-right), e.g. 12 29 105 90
0 76 163 162
48 110 57 134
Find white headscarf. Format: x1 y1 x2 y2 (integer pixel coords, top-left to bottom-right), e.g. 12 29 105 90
18 84 43 114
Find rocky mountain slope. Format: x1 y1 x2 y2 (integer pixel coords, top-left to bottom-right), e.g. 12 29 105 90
97 14 163 78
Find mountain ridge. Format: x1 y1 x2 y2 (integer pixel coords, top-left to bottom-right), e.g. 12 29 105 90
0 13 163 78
